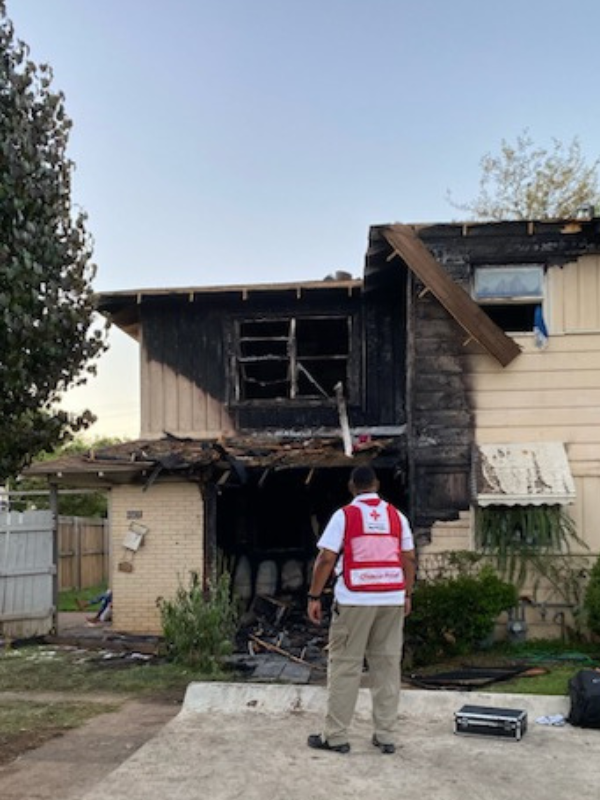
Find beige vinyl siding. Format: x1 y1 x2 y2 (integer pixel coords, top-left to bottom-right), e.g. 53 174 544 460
140 343 235 439
550 255 600 333
464 256 600 553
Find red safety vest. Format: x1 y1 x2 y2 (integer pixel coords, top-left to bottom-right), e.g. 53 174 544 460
342 498 405 592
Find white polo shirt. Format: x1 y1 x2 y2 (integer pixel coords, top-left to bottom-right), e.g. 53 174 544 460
317 493 414 606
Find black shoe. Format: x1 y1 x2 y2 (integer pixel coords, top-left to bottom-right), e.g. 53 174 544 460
307 734 350 754
372 734 395 754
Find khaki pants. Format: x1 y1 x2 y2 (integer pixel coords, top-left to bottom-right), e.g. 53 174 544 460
323 604 404 747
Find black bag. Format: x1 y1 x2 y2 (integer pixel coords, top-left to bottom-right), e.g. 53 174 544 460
568 669 600 728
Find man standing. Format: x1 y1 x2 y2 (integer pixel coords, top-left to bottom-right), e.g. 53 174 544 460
306 465 416 755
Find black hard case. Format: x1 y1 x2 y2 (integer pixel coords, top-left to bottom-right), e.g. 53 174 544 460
454 704 528 741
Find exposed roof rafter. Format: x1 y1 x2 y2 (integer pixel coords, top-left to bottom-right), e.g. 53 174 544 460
382 224 522 367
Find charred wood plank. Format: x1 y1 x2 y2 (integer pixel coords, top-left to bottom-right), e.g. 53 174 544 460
248 633 326 671
383 224 521 367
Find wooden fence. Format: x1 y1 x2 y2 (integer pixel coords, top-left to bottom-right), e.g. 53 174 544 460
58 516 109 591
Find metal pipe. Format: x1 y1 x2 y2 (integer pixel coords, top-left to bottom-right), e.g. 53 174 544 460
49 483 59 635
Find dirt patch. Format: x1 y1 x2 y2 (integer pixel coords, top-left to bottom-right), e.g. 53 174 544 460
0 697 179 800
0 727 66 767
0 698 119 769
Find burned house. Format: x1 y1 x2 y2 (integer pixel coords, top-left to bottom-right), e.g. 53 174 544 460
30 218 600 635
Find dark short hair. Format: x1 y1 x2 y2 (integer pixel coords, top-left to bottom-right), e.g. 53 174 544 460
350 465 378 491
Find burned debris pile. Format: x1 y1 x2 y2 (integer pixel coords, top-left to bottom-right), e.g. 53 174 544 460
229 592 331 684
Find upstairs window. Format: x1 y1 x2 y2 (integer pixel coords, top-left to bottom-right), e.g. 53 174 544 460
235 316 350 401
473 265 544 332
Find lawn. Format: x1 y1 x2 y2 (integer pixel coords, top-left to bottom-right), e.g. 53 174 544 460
0 636 597 769
0 642 231 767
58 584 108 612
486 664 575 695
406 639 600 696
0 643 229 696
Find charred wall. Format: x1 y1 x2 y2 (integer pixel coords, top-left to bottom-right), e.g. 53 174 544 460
140 284 407 434
408 269 474 539
363 266 408 425
406 220 600 537
142 299 227 404
365 227 476 541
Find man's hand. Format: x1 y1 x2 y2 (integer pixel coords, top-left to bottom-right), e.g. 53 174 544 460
306 548 337 625
307 597 322 625
404 596 412 618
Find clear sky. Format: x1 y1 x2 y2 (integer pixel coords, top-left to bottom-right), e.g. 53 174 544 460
7 0 600 438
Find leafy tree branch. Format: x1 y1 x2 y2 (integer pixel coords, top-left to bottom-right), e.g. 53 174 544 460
448 130 600 220
0 1 108 479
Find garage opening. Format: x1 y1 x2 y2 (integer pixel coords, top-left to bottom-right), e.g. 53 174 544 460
215 465 408 607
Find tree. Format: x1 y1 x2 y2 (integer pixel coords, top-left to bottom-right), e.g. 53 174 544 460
0 2 107 480
8 437 124 517
449 130 600 221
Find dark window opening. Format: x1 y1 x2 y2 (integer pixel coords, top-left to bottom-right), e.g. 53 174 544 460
297 360 347 396
240 361 289 400
236 316 350 401
296 318 348 356
482 303 539 332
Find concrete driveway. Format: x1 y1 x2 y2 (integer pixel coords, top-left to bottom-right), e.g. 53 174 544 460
77 682 599 800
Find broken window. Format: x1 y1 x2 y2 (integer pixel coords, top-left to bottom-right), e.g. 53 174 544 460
235 316 350 401
473 265 544 333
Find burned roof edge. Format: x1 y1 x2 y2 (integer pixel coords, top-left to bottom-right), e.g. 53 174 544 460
24 429 407 483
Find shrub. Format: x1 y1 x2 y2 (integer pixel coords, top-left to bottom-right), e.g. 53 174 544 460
157 571 238 673
583 555 600 638
404 565 518 666
475 505 585 587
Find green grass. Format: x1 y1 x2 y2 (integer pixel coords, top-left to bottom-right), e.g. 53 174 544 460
0 699 117 735
485 640 599 695
487 665 575 695
0 644 231 697
3 639 597 699
58 584 107 612
409 638 600 696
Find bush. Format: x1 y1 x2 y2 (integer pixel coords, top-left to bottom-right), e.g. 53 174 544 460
157 572 238 673
475 505 584 587
583 555 600 638
404 565 518 666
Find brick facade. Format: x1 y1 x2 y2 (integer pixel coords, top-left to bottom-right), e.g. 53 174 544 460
109 481 204 634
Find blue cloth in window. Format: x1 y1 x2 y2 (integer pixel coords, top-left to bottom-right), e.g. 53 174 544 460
533 305 549 349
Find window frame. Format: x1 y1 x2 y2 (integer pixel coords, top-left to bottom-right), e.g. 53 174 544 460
472 264 545 334
232 314 354 403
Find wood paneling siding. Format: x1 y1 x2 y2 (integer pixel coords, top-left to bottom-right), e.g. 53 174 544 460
136 283 406 438
141 301 234 438
406 262 475 537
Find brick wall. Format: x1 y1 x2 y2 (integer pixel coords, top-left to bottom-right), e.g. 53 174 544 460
109 481 204 634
